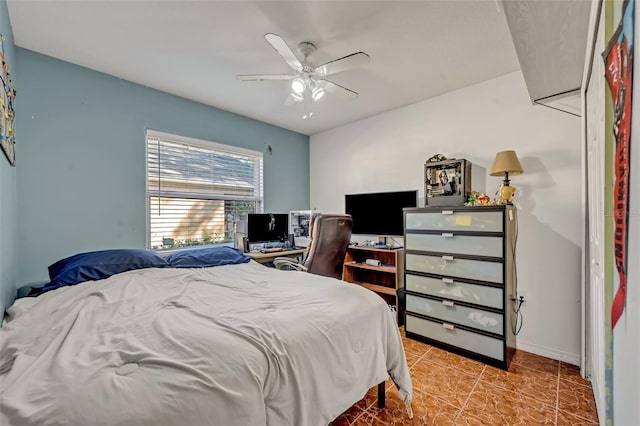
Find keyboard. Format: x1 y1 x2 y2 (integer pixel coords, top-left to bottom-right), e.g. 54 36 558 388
259 247 286 253
258 246 305 253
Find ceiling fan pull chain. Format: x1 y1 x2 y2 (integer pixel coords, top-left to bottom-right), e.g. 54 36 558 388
302 95 313 120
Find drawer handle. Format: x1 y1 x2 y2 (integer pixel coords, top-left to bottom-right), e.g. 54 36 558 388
442 323 455 331
442 278 454 284
442 210 454 215
442 255 454 261
441 233 454 238
442 300 455 307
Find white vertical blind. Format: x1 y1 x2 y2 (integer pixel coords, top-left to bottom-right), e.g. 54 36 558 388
146 130 263 249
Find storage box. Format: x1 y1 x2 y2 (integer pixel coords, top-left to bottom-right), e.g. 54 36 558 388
424 158 471 206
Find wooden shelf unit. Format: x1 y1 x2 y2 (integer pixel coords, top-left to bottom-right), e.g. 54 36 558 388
343 246 404 318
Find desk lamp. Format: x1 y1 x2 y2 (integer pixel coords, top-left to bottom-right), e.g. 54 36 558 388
490 150 523 204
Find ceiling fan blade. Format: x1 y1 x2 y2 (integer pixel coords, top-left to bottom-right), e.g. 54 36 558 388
264 33 303 72
317 79 359 100
315 52 370 76
236 74 294 81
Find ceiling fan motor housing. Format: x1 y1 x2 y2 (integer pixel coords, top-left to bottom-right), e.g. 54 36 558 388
297 41 316 59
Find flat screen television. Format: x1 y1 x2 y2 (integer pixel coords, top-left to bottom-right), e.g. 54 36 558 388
247 213 289 244
345 190 418 236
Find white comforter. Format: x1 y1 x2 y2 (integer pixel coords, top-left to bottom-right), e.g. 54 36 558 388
0 261 412 426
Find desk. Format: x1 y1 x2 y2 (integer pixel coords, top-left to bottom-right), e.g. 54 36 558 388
247 248 306 264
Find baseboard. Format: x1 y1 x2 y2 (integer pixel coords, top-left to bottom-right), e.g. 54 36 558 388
516 341 581 366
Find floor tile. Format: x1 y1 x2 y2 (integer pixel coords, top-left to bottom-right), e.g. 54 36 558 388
329 405 365 426
361 388 459 426
559 362 592 388
402 335 432 358
350 415 375 425
556 408 599 425
479 363 558 406
354 386 379 411
558 379 598 420
422 346 486 376
410 360 478 408
454 412 498 425
461 380 556 425
405 349 427 368
512 350 559 372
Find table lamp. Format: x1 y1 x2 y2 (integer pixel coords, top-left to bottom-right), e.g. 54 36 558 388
490 150 523 204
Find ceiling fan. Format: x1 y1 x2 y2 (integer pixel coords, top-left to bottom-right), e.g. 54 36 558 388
236 33 370 119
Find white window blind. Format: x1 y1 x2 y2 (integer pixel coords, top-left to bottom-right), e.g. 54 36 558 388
146 130 263 249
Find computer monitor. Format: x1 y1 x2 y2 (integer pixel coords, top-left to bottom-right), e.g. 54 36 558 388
345 190 418 236
247 213 289 244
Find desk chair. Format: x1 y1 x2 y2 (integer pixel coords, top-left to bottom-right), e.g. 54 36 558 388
274 214 352 280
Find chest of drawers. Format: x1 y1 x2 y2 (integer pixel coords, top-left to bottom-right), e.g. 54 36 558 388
403 205 516 370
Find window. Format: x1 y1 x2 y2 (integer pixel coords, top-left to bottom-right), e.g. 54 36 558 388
146 130 263 250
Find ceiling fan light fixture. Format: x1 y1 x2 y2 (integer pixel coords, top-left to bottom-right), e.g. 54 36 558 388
291 78 305 94
290 92 304 103
311 86 325 101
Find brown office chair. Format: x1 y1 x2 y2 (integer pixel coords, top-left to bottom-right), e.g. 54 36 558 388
274 214 353 280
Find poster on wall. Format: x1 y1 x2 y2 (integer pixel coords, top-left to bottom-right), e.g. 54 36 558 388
603 0 634 329
0 33 16 166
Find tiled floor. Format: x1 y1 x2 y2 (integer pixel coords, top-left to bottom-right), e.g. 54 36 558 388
330 329 599 426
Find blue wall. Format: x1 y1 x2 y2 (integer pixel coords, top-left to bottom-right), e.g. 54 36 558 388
15 48 309 286
0 0 17 313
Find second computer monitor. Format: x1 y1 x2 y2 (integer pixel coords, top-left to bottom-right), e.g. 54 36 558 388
247 213 289 244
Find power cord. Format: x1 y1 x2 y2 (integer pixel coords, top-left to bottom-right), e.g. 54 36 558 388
511 208 523 336
512 296 524 335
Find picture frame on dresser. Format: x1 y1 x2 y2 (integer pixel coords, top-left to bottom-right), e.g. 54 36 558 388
402 205 516 370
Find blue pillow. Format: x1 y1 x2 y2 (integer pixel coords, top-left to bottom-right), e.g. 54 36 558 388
165 246 251 268
39 249 169 294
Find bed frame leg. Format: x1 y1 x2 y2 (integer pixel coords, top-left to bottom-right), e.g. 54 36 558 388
377 382 385 408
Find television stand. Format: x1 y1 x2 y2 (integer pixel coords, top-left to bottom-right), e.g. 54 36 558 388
342 246 404 323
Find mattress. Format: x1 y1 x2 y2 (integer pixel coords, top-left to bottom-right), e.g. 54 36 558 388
0 261 412 425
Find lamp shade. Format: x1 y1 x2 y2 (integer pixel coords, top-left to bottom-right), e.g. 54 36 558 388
490 150 523 177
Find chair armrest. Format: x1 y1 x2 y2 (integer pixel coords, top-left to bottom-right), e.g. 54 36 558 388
273 257 308 272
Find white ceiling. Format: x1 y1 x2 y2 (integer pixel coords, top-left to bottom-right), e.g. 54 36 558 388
7 0 521 135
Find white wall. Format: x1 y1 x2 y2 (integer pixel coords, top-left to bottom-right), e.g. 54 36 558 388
310 71 583 363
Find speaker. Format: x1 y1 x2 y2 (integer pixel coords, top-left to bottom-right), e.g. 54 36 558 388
288 234 295 247
242 237 249 253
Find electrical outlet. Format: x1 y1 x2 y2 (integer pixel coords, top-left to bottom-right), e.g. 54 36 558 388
510 294 526 304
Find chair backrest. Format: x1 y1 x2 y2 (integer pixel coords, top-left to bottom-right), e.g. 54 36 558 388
304 214 353 280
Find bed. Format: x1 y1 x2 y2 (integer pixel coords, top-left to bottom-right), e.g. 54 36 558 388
0 248 412 426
